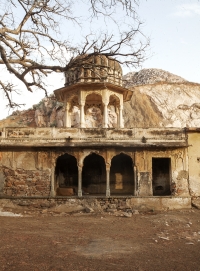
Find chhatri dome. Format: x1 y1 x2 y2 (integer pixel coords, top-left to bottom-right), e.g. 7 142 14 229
64 54 123 87
54 54 133 129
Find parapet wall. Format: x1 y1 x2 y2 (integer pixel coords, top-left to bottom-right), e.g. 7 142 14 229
0 127 187 147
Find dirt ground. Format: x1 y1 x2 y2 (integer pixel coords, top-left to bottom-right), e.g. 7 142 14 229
0 209 200 271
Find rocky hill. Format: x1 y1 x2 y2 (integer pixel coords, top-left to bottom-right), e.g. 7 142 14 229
123 68 186 88
122 69 200 128
0 95 63 128
1 68 200 128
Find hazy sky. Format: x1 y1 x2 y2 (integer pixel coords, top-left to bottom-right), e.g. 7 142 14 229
137 0 200 82
1 0 200 119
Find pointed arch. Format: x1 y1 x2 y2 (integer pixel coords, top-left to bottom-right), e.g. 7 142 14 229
110 153 134 195
82 153 106 195
55 153 78 196
85 91 102 100
107 94 120 128
85 93 103 128
68 94 79 109
109 94 120 106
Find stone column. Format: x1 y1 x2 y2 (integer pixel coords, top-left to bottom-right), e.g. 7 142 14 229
80 68 84 82
64 103 70 128
134 165 137 196
50 167 55 197
78 165 83 197
103 103 108 128
119 105 124 128
106 164 110 197
80 103 85 128
2 128 6 138
116 108 119 128
184 148 190 195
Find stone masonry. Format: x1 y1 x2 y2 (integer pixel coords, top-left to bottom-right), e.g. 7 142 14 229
2 167 50 197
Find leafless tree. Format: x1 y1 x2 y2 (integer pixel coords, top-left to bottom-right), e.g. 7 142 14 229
0 0 149 108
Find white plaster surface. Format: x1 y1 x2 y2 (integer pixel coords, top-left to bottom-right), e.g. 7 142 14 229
0 208 22 217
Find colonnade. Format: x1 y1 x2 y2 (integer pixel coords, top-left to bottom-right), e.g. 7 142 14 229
64 103 124 128
51 153 138 197
63 92 124 128
76 162 137 197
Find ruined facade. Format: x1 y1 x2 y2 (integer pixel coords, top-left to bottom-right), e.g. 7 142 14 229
1 55 200 211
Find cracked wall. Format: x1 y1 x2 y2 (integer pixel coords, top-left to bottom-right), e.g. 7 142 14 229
188 133 200 197
0 147 190 198
0 151 51 197
135 148 189 197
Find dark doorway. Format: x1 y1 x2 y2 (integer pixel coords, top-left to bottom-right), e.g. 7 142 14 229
152 158 171 196
82 153 106 194
55 154 78 195
110 153 134 195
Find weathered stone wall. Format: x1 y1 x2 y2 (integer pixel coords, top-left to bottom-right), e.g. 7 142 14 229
135 148 189 197
0 151 51 197
1 126 187 140
2 167 51 197
0 146 190 199
188 133 200 197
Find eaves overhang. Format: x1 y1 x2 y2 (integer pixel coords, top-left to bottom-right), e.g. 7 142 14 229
54 82 133 102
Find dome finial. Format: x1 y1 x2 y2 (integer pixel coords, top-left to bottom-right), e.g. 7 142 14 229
93 46 98 53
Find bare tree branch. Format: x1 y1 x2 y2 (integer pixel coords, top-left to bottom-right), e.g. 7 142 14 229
0 0 149 108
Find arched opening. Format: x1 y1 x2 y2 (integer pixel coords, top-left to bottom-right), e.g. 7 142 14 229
55 153 78 196
110 153 134 195
69 95 80 128
85 93 103 128
82 153 106 194
108 95 120 128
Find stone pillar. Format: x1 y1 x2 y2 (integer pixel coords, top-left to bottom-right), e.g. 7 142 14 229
134 165 137 196
119 105 124 128
184 148 190 195
103 103 108 128
116 108 119 128
50 168 55 197
78 165 83 197
64 103 70 128
106 164 110 197
2 128 6 138
80 68 84 82
80 103 85 128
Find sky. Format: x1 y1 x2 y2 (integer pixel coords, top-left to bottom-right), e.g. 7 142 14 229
135 0 200 82
1 0 200 119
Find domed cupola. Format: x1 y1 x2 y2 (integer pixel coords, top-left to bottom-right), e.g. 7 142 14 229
64 54 123 87
54 54 133 129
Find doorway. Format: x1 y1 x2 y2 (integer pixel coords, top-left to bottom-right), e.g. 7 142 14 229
152 158 171 196
110 153 134 195
82 153 106 194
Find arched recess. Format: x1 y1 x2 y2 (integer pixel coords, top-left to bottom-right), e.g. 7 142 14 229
69 95 80 128
110 153 134 195
68 94 79 109
55 153 78 196
82 153 106 194
85 93 103 128
108 94 120 128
